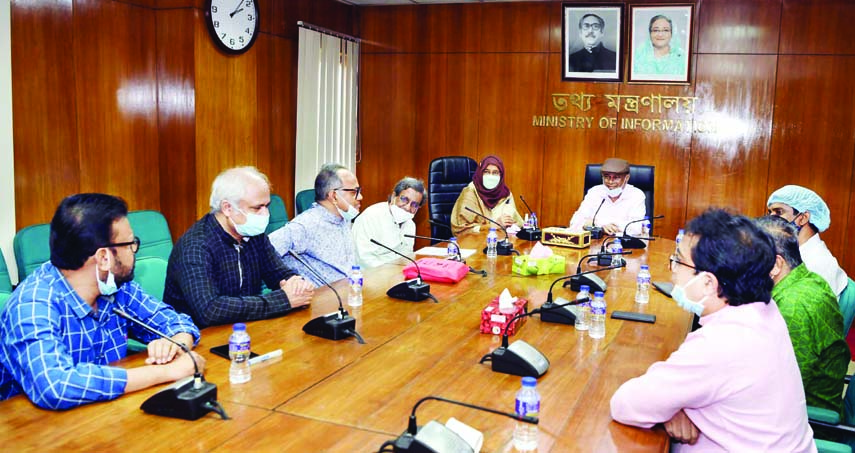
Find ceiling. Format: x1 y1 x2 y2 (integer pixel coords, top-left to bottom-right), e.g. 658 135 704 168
338 0 548 5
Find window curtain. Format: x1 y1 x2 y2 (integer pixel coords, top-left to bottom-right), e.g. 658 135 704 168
295 27 359 195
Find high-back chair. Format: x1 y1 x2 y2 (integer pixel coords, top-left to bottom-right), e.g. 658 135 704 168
295 189 315 216
583 163 655 233
266 194 289 234
127 210 173 261
428 156 478 243
13 223 51 280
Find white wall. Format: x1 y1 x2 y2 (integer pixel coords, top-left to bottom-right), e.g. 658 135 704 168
1 0 17 284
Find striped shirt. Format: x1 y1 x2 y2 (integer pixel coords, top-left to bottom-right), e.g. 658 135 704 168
0 262 200 410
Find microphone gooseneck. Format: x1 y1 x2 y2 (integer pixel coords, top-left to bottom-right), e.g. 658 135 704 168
287 250 346 317
370 239 424 284
591 198 606 228
369 238 435 303
621 214 665 238
463 207 518 255
112 307 199 379
519 195 535 216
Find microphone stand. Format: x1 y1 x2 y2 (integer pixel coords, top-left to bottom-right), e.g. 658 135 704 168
582 199 606 240
405 234 487 277
560 252 631 292
387 396 538 453
287 251 365 344
539 272 593 325
517 195 542 241
463 207 517 256
112 308 227 421
619 214 664 249
370 239 436 303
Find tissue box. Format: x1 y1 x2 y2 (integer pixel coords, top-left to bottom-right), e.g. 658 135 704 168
480 297 529 336
542 227 591 249
512 255 566 276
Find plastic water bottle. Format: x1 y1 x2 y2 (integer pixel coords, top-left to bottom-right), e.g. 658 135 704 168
589 291 606 339
641 216 650 237
530 213 538 229
675 228 685 255
610 238 623 267
635 265 651 304
513 376 540 452
523 214 532 230
229 323 252 384
574 284 591 331
447 237 458 259
348 265 363 307
486 227 498 258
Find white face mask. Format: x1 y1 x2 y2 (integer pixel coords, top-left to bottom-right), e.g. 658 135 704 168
390 204 415 224
95 254 119 296
230 208 270 237
483 174 501 190
607 186 624 197
671 273 709 316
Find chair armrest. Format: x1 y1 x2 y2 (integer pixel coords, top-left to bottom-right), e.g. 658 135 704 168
809 406 842 424
816 438 853 453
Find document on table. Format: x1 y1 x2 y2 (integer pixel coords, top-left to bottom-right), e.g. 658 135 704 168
415 246 477 259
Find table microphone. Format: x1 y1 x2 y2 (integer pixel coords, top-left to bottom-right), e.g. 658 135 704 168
517 195 542 241
386 395 538 453
539 272 594 325
596 238 626 266
478 298 587 377
583 198 606 239
463 207 517 256
560 252 631 292
405 233 487 277
369 239 436 303
112 308 227 421
287 251 365 344
619 214 664 249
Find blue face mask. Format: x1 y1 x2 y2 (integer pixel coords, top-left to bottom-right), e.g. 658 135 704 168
671 273 708 316
790 213 803 232
230 208 269 237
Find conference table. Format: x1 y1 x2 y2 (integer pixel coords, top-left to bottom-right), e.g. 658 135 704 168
0 232 692 452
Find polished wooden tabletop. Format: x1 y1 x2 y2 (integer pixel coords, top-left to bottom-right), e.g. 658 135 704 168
0 233 691 452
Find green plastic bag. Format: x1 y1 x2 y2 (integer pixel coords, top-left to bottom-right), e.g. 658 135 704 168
512 254 566 276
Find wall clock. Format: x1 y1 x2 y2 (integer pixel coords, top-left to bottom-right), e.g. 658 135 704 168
204 0 260 55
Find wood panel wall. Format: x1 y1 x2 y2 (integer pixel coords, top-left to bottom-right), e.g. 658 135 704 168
11 0 353 243
357 0 855 275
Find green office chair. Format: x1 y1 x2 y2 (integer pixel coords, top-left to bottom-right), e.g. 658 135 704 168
127 257 170 354
265 194 289 235
0 249 13 293
809 373 855 452
13 223 51 280
0 293 9 313
295 189 315 215
838 278 855 336
127 210 173 261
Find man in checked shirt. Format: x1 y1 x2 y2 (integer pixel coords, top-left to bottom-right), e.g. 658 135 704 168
0 194 204 409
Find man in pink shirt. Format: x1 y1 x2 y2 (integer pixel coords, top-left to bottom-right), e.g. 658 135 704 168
568 158 646 236
610 209 815 452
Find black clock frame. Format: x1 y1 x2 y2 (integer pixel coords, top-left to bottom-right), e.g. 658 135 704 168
204 0 260 55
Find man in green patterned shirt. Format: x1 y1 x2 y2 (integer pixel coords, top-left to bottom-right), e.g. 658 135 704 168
756 216 849 414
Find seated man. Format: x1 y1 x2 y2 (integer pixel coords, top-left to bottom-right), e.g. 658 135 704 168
352 177 426 269
756 215 849 414
569 158 646 236
164 166 314 328
610 209 814 451
0 194 203 410
269 164 362 286
767 185 849 297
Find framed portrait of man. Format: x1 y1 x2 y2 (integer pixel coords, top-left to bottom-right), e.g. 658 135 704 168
628 4 694 83
562 3 624 82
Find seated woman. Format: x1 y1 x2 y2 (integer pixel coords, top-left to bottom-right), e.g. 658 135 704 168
450 155 523 235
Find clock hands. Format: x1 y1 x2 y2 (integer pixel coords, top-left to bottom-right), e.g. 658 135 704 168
229 0 244 18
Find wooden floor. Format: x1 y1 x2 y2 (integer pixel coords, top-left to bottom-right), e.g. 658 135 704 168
0 233 690 452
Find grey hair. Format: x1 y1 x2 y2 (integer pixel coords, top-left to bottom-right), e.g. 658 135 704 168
754 215 803 270
390 177 427 206
314 163 348 202
209 166 270 213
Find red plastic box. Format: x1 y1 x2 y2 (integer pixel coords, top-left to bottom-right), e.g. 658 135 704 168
480 297 529 336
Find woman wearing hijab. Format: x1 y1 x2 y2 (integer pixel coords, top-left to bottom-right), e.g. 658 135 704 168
632 14 686 76
450 155 524 235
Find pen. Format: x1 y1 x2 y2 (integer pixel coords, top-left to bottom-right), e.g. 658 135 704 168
248 348 283 366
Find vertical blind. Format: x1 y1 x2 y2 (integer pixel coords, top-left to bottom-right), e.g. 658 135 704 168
295 26 359 195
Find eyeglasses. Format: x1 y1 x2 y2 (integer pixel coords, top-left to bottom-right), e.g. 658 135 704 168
335 187 362 198
397 195 422 211
581 23 602 31
104 237 141 254
669 255 698 273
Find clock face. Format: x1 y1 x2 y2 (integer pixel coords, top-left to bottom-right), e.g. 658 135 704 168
205 0 260 55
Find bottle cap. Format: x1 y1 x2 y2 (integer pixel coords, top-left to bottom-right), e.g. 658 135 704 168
489 227 496 232
450 237 457 242
614 238 621 244
580 284 590 291
678 228 685 234
594 291 604 297
521 376 537 387
352 265 360 270
640 264 649 270
233 323 246 331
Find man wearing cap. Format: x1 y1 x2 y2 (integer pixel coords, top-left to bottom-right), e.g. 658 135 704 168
569 158 646 236
767 185 849 297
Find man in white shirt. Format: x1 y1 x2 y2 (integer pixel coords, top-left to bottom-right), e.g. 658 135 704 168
767 185 849 297
569 158 646 236
352 177 426 269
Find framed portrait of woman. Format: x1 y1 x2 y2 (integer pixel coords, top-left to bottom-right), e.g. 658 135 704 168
562 3 624 82
628 4 694 83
